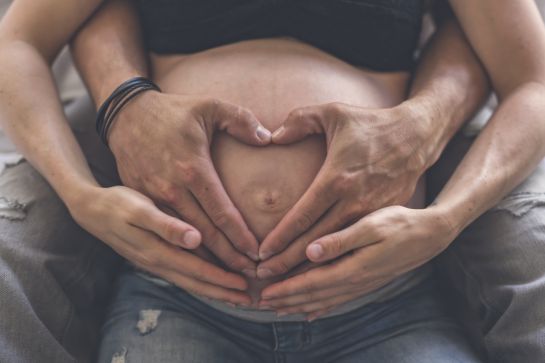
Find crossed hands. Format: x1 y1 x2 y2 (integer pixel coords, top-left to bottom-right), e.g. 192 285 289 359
71 92 455 317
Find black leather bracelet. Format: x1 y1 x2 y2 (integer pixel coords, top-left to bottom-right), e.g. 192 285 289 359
95 76 161 147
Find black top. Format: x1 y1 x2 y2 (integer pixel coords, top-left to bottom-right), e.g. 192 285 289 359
134 0 424 72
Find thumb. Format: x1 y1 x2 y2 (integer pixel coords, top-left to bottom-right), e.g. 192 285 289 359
272 105 326 144
145 204 202 249
211 100 271 145
306 217 381 262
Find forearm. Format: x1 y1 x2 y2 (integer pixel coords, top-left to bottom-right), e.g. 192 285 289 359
433 82 545 232
0 41 99 206
398 19 489 169
70 0 149 107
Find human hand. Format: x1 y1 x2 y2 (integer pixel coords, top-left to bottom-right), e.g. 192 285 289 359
109 91 272 275
69 185 252 306
257 103 430 278
258 205 457 319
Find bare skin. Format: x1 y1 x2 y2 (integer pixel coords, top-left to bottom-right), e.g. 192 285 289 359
147 38 425 302
0 0 489 308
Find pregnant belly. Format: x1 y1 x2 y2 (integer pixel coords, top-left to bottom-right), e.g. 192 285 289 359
152 38 420 296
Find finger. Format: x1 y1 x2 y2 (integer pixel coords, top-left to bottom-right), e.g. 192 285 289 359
171 192 257 276
257 202 346 279
260 284 348 309
306 307 334 322
129 201 201 249
188 161 260 261
114 226 249 291
157 266 252 307
276 290 365 318
272 105 326 144
261 276 392 309
306 215 383 263
259 169 337 260
211 99 271 145
261 257 357 299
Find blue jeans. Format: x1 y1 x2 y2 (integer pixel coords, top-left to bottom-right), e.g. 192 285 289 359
97 268 481 363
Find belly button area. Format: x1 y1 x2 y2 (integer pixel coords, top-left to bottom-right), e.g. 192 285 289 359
252 188 290 214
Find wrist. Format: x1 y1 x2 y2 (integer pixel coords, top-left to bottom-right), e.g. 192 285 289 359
60 180 102 215
94 71 148 106
107 89 161 149
396 95 452 169
427 201 468 239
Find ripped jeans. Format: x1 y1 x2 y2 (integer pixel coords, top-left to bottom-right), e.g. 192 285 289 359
96 268 481 363
0 96 545 362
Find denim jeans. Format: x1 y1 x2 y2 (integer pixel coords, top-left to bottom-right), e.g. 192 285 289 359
1 96 545 362
97 268 481 363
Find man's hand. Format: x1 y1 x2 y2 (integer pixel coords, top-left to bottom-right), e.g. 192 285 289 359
258 205 456 320
257 102 430 279
109 91 272 276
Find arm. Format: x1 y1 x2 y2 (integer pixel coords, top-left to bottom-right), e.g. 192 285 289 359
257 18 489 277
70 0 273 272
0 0 252 306
434 0 545 230
259 2 545 318
0 0 102 206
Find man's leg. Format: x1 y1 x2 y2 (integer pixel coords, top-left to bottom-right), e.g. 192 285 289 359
428 132 545 362
0 96 121 363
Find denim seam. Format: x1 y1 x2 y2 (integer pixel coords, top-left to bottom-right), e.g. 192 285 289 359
272 323 280 351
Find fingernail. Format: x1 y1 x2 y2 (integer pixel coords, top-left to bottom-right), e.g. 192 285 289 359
247 251 260 262
243 269 257 279
225 302 236 308
272 126 285 139
259 250 273 260
182 230 201 248
256 126 271 142
277 312 288 317
257 268 274 280
307 243 324 260
258 304 271 310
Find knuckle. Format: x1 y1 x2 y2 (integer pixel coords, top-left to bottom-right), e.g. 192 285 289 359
287 107 311 124
274 258 291 275
177 162 202 186
327 233 344 255
224 254 249 272
190 266 206 281
161 218 179 241
133 251 160 268
325 102 344 117
332 173 356 194
155 182 179 205
294 212 314 234
196 97 221 113
211 207 236 229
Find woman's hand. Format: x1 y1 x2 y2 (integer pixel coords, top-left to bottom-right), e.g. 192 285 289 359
258 205 458 320
68 185 253 306
109 92 272 274
257 103 432 278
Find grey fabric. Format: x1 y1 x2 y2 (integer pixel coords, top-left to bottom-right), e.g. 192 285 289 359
0 96 121 363
428 133 545 362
